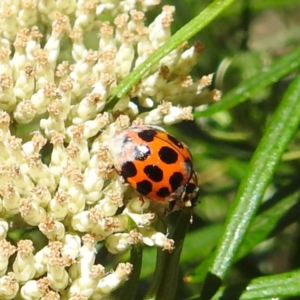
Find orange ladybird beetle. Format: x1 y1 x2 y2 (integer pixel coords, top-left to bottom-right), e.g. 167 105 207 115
109 125 199 207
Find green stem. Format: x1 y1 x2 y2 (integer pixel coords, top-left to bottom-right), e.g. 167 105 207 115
119 244 143 300
155 208 193 300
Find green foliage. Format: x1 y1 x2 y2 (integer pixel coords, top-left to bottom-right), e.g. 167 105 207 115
115 0 300 299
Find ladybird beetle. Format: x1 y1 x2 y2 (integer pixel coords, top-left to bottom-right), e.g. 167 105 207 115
108 125 199 207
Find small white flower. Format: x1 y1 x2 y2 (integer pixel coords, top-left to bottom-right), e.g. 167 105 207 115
140 228 174 252
123 196 151 213
83 168 104 204
93 263 133 297
74 235 97 279
1 182 21 215
20 277 50 300
19 198 47 226
0 240 16 277
39 217 66 240
18 1 38 28
61 234 81 261
68 264 105 298
13 240 36 284
105 233 131 254
45 242 72 291
71 211 96 232
48 190 69 221
0 272 19 300
105 229 143 254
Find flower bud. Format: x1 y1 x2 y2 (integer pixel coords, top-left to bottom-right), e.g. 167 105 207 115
0 240 16 277
13 240 36 283
0 272 19 300
94 263 133 296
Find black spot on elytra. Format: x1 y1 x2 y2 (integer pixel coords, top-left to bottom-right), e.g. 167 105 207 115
169 172 184 191
167 134 184 149
121 161 137 179
158 146 178 164
133 145 151 161
144 165 163 182
156 187 170 198
138 129 157 142
136 180 152 195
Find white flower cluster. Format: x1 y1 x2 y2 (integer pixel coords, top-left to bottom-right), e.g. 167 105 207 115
0 0 218 298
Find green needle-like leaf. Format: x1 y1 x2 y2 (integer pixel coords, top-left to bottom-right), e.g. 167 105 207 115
212 269 300 299
201 72 300 299
188 181 300 284
237 181 300 260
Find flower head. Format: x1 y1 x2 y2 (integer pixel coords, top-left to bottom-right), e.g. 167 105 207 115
0 0 218 297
